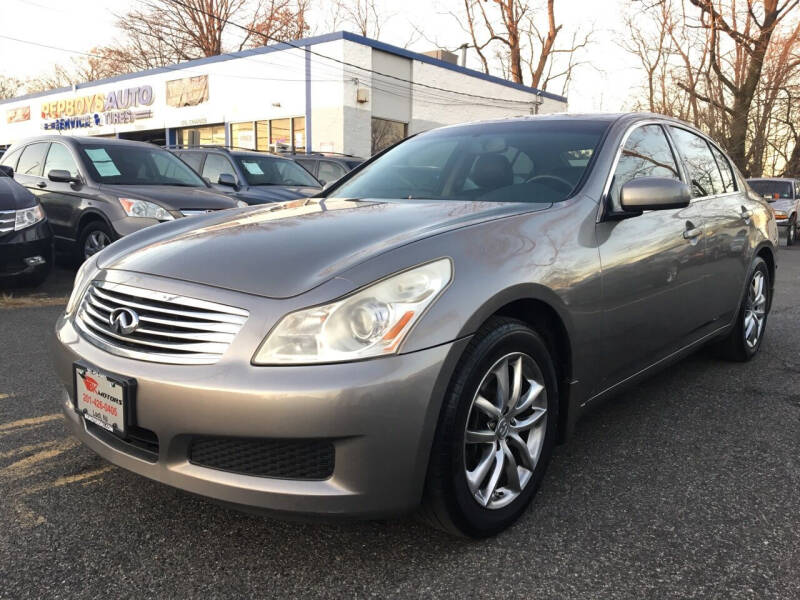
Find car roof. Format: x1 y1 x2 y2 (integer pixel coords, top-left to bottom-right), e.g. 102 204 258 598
747 177 796 183
10 135 162 149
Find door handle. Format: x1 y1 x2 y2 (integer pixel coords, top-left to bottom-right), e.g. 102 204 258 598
683 226 702 240
36 181 47 188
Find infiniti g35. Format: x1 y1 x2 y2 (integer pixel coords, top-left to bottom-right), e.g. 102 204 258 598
51 113 778 537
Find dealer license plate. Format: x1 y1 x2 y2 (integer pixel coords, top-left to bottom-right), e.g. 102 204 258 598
74 364 130 435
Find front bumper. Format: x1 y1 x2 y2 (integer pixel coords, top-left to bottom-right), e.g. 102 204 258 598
0 221 53 279
52 311 466 517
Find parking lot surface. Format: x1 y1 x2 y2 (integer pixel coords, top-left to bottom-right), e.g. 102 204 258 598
1 249 798 599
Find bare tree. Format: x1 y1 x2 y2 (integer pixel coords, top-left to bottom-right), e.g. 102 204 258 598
0 76 21 100
458 0 592 94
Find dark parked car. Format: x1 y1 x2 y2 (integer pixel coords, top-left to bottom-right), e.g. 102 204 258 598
281 152 364 185
747 177 799 246
53 114 777 538
170 146 321 205
0 136 243 261
0 165 52 287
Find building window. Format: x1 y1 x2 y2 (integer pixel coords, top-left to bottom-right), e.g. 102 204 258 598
177 124 225 147
371 118 407 154
270 118 291 151
292 117 306 152
250 117 306 152
231 122 256 150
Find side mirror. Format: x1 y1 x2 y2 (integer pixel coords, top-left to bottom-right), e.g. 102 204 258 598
619 177 691 213
0 165 12 178
217 173 238 188
48 169 80 184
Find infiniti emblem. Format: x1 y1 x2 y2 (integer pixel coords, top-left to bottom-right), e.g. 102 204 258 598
108 307 140 335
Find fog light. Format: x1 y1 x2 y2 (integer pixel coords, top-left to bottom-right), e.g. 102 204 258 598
24 256 46 266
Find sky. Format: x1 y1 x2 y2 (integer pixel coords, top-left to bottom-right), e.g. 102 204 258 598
0 0 643 112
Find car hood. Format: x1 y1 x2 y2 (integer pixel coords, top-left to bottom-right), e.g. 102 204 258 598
0 177 36 210
236 185 320 205
97 198 550 299
98 184 238 210
770 199 796 213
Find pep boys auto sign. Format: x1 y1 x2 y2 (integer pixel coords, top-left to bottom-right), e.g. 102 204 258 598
41 85 155 131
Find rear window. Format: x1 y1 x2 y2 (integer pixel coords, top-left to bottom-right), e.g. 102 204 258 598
748 180 793 200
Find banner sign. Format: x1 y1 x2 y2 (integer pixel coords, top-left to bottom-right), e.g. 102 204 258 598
6 106 30 124
41 85 155 131
166 76 209 108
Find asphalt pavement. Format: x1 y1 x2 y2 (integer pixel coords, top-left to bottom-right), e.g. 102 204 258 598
1 247 798 599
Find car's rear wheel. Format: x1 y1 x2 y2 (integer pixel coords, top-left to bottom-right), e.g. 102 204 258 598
715 256 770 362
420 317 558 537
78 221 114 262
787 217 797 247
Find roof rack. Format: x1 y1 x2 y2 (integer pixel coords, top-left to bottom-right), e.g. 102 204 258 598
278 150 361 158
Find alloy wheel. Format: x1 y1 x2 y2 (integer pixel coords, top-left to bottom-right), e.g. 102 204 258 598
743 270 767 349
84 230 111 259
463 352 547 510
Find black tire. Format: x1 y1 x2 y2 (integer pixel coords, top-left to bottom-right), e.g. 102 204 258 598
787 217 797 247
77 221 115 262
715 256 771 362
419 317 559 538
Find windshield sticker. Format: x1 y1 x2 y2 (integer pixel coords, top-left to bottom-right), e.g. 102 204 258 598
242 161 264 175
94 161 121 177
85 148 121 177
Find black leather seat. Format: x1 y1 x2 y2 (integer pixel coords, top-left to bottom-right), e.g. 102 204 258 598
468 154 513 194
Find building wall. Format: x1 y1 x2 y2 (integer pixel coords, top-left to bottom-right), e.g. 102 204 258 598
0 33 568 157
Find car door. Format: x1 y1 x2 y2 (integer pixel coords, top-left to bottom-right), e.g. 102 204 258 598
668 127 751 325
37 142 85 240
13 141 51 211
596 123 709 387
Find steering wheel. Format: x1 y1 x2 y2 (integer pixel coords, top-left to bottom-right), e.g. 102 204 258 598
525 174 574 193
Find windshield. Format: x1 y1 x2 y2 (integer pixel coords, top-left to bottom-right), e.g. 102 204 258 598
331 119 610 202
79 144 207 186
748 180 793 200
234 155 320 187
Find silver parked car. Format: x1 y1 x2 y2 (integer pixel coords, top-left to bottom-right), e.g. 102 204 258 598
746 177 799 246
52 114 778 537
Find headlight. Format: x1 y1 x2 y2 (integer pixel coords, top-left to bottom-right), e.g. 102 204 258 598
65 256 98 315
14 205 45 231
253 258 452 364
118 197 174 221
773 209 788 219
236 200 248 208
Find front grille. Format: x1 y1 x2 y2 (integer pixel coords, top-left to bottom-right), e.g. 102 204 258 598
0 210 14 234
75 281 248 365
189 437 335 480
181 209 219 217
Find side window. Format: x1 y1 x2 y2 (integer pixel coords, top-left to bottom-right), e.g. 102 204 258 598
178 152 204 173
318 160 347 183
708 144 736 193
669 127 725 198
202 154 235 183
0 147 22 170
16 142 50 177
295 159 316 175
609 124 681 207
503 147 534 183
43 143 79 178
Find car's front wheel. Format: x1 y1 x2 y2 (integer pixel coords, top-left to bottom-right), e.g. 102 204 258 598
787 217 797 247
420 317 558 537
78 221 115 262
715 256 771 361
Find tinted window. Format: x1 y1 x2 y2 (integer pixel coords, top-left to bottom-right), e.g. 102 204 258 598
178 152 205 173
78 143 206 186
44 143 79 178
295 159 316 174
748 180 793 199
318 160 347 183
233 155 320 187
609 125 681 208
16 143 50 177
334 120 610 203
0 147 22 170
669 127 725 198
709 145 736 192
202 154 235 183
